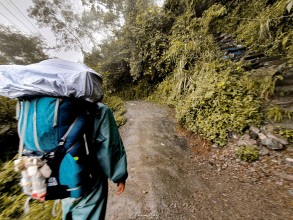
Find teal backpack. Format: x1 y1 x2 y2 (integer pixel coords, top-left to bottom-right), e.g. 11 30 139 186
14 96 97 201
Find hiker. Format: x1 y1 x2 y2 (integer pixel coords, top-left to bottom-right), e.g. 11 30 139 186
61 102 128 220
0 59 128 220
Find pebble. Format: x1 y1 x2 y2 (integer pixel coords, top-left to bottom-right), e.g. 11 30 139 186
250 126 260 134
267 132 289 145
259 147 270 156
284 158 293 166
258 133 267 140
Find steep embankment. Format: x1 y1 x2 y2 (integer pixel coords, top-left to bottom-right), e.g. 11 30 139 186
106 101 293 220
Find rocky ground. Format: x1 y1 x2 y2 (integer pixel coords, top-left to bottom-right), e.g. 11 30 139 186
105 101 293 220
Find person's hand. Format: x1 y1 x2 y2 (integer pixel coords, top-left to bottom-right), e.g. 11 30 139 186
117 182 125 195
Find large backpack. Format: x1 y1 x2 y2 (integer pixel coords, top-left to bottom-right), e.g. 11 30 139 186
14 96 97 201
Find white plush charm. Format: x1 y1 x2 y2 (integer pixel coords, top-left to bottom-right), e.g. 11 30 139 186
39 163 52 178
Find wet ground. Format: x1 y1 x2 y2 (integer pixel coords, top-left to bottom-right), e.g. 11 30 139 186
106 101 293 220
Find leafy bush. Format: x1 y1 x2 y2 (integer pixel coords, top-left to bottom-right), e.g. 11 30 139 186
128 5 174 82
267 106 285 122
0 97 18 162
150 0 293 146
175 61 262 146
103 95 127 127
276 128 293 143
150 5 265 146
0 97 16 121
267 106 293 122
82 0 292 147
235 146 259 162
211 0 293 63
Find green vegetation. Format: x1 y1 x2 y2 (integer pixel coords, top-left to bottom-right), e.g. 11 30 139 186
7 0 289 146
0 160 61 220
0 97 17 124
0 25 49 64
211 0 293 63
84 0 292 146
73 0 292 144
235 146 259 162
104 95 127 126
151 0 291 145
276 128 293 143
267 106 293 122
0 0 292 218
0 97 18 163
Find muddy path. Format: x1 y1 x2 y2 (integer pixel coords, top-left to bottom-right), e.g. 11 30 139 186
106 101 293 220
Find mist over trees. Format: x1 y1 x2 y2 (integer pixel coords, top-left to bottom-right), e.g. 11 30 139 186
0 25 49 65
27 0 159 92
28 0 156 52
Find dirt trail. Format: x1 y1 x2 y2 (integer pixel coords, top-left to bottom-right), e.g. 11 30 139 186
106 101 293 220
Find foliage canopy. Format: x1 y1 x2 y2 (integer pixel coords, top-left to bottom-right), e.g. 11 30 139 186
0 25 49 65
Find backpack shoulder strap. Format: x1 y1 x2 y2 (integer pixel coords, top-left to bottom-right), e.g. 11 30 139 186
18 100 30 158
58 117 79 147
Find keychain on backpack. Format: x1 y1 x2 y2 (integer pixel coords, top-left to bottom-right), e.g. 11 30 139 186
14 156 52 201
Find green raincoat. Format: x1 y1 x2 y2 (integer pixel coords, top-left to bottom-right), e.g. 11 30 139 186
62 103 128 220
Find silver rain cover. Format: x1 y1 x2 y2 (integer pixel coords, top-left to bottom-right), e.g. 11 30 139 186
0 59 103 102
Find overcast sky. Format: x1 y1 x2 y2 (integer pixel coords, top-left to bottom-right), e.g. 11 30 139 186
0 0 84 62
0 0 165 63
